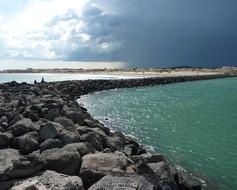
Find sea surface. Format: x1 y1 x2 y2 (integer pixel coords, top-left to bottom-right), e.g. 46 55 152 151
79 77 237 190
0 73 138 83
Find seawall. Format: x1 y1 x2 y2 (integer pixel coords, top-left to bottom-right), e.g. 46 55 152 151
0 74 235 190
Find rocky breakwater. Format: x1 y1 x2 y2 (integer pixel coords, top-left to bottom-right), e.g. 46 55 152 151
0 75 232 190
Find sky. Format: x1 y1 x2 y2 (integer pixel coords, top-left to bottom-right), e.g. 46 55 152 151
0 0 237 68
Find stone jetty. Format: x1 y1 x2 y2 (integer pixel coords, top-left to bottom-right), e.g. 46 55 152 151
0 74 233 190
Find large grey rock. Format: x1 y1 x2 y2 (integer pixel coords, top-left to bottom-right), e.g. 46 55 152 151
175 172 202 190
63 142 93 156
80 152 133 188
46 108 60 121
0 132 13 148
8 170 84 190
66 111 90 125
12 132 39 154
106 136 125 152
39 122 63 141
80 132 104 151
17 95 28 107
88 175 156 190
39 148 81 175
0 150 44 181
40 138 63 151
9 118 34 136
58 129 80 145
54 117 75 129
0 149 21 181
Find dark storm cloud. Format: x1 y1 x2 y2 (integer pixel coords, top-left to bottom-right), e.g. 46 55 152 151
1 0 237 67
105 0 237 67
60 0 237 67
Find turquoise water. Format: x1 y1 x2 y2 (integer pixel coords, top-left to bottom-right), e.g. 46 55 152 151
79 77 237 190
0 73 137 83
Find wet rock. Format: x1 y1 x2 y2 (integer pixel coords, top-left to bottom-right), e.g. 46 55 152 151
133 153 165 164
40 138 63 152
54 117 75 129
9 118 34 136
80 132 104 151
0 132 13 148
123 144 138 156
7 170 84 190
46 108 60 121
80 152 133 188
175 172 202 190
39 122 64 141
39 148 81 175
148 162 169 179
88 175 156 190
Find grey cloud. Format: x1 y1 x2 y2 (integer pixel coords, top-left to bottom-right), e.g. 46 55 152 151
2 0 237 67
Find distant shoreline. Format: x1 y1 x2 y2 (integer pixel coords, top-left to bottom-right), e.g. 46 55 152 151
0 67 237 78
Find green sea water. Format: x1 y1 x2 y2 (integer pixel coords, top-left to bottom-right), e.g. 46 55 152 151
79 77 237 190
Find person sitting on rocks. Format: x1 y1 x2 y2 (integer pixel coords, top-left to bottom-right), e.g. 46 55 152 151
34 80 37 84
41 77 45 83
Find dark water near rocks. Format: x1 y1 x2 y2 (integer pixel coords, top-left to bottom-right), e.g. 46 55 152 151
79 77 237 190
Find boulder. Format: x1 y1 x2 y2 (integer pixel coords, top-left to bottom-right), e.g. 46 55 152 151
106 136 125 152
17 95 28 107
63 142 93 156
41 102 63 112
0 132 13 148
0 122 8 129
39 122 64 141
80 152 133 188
83 119 103 128
27 112 40 122
9 118 34 136
88 175 156 190
0 149 44 182
58 129 80 145
39 148 81 175
12 132 39 154
54 117 75 129
80 132 104 151
40 138 63 152
46 108 60 121
0 149 21 181
7 170 84 190
66 111 90 125
0 116 8 123
0 126 4 132
9 114 23 126
175 172 202 190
